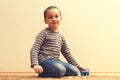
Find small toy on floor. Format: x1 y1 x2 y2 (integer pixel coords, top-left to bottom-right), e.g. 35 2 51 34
80 69 89 76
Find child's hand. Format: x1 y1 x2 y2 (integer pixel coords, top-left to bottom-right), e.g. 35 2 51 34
33 65 44 74
77 66 85 71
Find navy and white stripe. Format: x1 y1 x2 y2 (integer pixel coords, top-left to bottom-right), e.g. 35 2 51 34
30 28 80 67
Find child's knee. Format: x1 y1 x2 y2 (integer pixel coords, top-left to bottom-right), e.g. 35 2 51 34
54 66 66 77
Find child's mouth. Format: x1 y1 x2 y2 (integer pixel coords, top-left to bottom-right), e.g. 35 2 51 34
52 22 57 24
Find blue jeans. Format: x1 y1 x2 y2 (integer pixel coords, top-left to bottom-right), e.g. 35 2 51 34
38 58 79 77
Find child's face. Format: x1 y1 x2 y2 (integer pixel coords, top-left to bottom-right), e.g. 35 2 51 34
44 8 62 31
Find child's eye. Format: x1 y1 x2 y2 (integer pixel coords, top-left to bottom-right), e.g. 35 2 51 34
48 16 53 19
55 15 58 18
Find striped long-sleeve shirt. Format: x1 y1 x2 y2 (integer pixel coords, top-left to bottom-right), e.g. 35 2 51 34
30 28 80 67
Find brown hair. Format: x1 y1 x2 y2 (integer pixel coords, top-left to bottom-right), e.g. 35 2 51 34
44 6 62 19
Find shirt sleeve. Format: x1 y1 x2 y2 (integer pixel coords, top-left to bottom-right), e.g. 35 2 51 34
61 36 80 67
30 30 46 68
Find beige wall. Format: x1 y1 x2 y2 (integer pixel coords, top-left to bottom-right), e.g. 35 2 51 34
0 0 120 72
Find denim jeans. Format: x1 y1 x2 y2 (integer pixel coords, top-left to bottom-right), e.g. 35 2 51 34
38 58 79 77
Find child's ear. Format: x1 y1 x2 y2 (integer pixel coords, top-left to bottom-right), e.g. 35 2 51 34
60 16 62 20
44 19 47 24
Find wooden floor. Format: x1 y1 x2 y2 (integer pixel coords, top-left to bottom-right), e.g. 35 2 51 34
0 72 120 80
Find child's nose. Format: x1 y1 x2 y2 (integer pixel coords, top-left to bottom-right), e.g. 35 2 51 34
53 17 56 20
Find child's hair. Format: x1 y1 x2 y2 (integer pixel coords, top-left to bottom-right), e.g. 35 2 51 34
44 6 62 19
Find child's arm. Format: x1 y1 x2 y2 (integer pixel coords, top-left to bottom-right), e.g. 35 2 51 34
30 31 46 68
61 36 79 66
61 36 85 70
